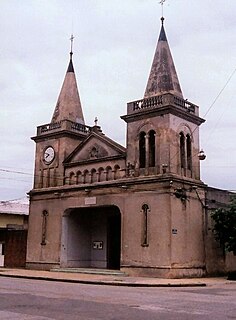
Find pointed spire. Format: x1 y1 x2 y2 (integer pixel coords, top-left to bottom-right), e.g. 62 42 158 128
67 53 74 73
67 34 74 73
51 36 85 124
144 18 183 99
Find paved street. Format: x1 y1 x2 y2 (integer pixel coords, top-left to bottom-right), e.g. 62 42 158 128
0 277 235 319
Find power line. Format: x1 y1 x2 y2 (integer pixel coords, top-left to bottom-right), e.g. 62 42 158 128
169 67 236 163
0 177 31 183
203 68 236 119
0 195 29 202
0 168 32 176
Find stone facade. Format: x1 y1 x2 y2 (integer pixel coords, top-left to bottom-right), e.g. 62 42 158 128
26 19 235 277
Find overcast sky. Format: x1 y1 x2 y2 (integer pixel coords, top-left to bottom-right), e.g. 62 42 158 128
0 0 235 200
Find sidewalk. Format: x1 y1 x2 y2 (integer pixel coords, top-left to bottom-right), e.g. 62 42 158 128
0 268 233 287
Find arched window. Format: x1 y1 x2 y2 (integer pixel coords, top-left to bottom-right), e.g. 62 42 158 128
41 210 48 246
69 172 75 185
91 169 97 183
139 131 146 168
106 166 113 181
186 134 192 171
179 132 185 170
64 173 69 185
141 204 149 246
98 167 105 182
83 170 89 184
76 171 82 184
149 130 156 167
114 165 120 180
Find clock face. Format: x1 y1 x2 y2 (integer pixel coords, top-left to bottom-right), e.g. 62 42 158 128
44 147 55 164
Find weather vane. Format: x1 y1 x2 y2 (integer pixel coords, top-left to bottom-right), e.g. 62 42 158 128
70 34 74 55
159 0 166 18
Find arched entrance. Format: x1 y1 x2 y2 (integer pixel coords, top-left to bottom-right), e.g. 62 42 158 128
61 205 121 270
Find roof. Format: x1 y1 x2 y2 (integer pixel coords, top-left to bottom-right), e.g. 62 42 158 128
0 197 29 216
51 54 84 124
64 128 126 165
144 18 183 99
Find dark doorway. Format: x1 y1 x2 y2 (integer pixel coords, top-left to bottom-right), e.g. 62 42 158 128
107 209 121 269
62 205 121 270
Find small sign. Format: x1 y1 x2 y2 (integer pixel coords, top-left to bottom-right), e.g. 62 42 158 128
172 229 178 235
93 241 103 250
85 197 96 205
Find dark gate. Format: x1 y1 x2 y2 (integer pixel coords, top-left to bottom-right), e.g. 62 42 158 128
4 230 28 267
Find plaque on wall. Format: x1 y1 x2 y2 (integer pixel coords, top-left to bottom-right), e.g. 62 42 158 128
93 241 103 250
85 197 96 205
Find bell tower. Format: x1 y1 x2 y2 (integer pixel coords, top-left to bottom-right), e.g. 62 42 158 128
120 16 207 278
122 18 205 181
32 40 90 189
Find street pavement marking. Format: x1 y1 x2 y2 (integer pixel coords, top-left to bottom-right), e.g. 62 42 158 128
0 311 54 320
134 304 210 315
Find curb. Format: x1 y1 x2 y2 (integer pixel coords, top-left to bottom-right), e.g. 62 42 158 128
0 273 207 287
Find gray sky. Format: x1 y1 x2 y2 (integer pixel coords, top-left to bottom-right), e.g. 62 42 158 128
0 0 235 200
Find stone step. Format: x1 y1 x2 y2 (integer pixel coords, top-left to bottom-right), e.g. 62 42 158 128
50 268 127 276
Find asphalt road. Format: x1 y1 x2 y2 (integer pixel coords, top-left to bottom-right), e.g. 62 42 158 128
0 277 235 319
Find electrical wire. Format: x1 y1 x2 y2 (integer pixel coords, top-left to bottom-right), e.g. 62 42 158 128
169 67 236 163
202 68 236 119
0 168 32 176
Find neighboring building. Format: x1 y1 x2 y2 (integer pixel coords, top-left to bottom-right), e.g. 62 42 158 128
0 197 29 267
26 18 235 277
205 188 235 275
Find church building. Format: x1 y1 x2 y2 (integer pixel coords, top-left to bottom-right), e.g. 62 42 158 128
26 17 235 278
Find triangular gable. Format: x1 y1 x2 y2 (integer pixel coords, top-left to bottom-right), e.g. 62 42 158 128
64 131 126 164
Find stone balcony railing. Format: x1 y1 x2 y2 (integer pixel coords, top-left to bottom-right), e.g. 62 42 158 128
37 120 91 136
127 93 199 116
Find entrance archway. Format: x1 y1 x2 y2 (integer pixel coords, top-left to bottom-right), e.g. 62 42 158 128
61 206 121 270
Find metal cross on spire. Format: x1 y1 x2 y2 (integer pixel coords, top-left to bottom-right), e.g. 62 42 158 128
159 0 166 19
70 34 74 57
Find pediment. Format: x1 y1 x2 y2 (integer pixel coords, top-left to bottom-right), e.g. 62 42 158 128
64 132 126 164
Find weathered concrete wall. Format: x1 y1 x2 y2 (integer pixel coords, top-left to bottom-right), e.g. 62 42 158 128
33 135 85 189
205 187 236 275
27 177 206 277
26 197 63 270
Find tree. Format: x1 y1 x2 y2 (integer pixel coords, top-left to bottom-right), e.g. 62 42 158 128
211 196 236 256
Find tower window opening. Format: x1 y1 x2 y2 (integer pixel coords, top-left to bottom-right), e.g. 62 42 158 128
139 132 146 168
149 130 156 167
186 134 192 171
180 132 185 169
